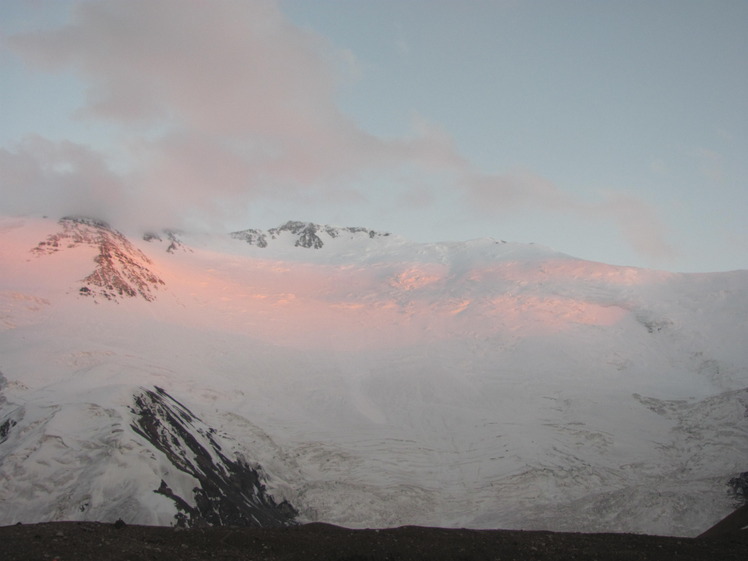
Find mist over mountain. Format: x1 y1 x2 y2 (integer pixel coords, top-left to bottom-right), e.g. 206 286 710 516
0 215 746 537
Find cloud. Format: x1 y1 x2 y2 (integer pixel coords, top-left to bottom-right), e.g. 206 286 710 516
3 0 396 226
9 0 333 132
0 135 128 223
3 0 468 226
2 0 673 263
462 169 574 211
595 192 676 263
461 169 676 264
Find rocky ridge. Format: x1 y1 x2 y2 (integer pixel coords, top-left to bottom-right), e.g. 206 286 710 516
130 386 297 528
142 229 192 254
32 217 165 301
231 220 390 249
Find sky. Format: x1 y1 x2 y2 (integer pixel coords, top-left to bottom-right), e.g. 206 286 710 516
0 0 746 273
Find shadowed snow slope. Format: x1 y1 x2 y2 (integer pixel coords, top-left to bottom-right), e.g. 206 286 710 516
0 215 746 536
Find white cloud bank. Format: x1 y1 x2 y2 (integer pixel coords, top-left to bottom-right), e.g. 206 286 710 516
0 0 673 262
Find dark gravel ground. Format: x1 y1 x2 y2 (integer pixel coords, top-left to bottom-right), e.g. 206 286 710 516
0 521 746 561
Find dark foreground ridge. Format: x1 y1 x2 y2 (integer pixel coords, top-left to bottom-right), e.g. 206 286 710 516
1 521 746 561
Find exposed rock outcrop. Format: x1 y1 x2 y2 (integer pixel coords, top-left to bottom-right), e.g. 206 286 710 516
130 386 297 528
32 217 165 301
231 220 389 249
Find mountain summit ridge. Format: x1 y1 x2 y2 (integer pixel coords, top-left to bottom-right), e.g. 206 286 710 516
230 220 392 249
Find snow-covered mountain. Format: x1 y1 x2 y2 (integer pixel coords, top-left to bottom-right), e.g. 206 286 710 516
0 215 746 536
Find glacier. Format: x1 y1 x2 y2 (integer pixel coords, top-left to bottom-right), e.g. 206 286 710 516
0 215 746 536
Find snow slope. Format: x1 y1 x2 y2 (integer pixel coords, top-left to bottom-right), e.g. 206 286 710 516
0 215 746 536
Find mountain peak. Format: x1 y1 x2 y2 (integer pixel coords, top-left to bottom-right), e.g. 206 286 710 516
143 229 192 254
31 217 165 301
59 215 112 229
231 220 391 249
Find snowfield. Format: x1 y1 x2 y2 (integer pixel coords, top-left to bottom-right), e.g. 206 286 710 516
0 215 746 536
